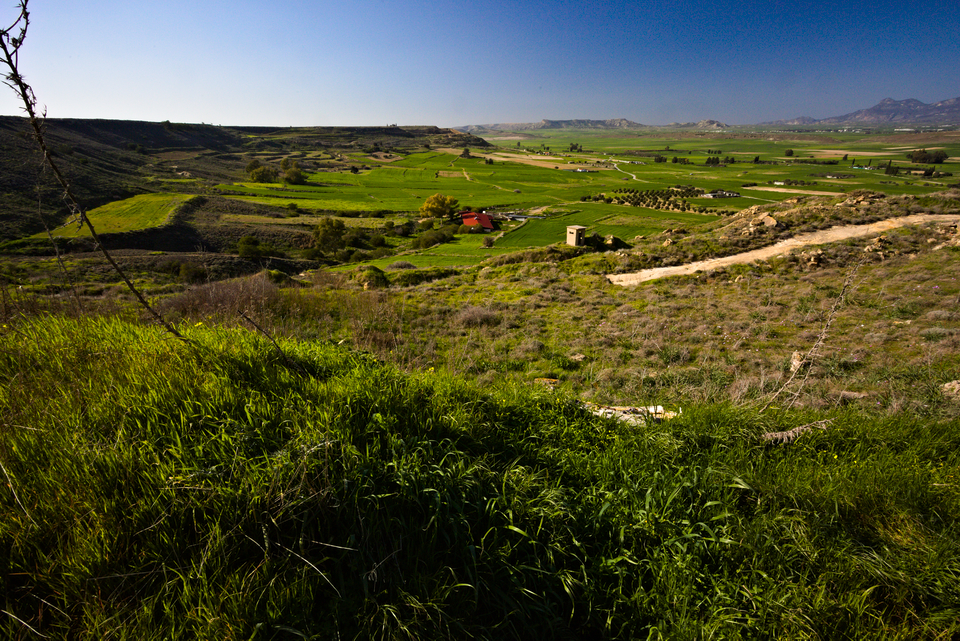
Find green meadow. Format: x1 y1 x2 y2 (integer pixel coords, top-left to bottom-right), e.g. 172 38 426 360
204 130 958 261
497 203 719 249
37 193 188 238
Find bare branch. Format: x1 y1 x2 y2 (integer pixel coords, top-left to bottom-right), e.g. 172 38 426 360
760 256 865 412
0 0 185 340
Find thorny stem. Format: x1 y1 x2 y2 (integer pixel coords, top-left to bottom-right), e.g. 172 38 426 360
760 255 866 412
1 1 185 340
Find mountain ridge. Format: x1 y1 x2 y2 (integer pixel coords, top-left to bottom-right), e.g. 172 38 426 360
456 96 960 132
764 96 960 126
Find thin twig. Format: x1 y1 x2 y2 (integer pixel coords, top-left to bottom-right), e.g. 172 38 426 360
35 163 83 314
761 418 833 445
0 460 36 527
1 609 47 638
761 256 865 412
238 310 308 378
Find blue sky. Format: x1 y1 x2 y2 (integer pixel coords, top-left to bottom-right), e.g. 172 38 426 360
2 0 958 127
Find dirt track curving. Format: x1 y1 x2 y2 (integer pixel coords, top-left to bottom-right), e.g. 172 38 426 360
608 214 960 286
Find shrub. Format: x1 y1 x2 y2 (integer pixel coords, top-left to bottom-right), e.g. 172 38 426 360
353 265 389 289
160 273 283 321
282 167 306 185
455 305 501 327
178 262 207 283
249 166 278 183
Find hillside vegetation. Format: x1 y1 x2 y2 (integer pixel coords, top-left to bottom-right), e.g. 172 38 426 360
3 117 960 638
2 317 959 639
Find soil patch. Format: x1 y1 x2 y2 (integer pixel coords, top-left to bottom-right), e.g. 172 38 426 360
744 186 840 197
807 149 894 157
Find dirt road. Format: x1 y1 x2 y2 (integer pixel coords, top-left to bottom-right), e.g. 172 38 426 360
608 214 960 286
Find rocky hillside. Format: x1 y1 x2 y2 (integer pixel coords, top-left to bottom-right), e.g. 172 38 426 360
765 96 960 126
664 119 729 129
455 118 644 133
0 118 488 240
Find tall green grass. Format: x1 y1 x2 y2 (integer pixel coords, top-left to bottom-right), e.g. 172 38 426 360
1 316 958 638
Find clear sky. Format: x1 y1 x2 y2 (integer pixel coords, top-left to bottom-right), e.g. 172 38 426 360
2 0 958 127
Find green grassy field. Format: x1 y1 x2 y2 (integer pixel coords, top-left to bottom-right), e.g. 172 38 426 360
36 193 188 238
497 203 719 248
2 313 958 639
197 131 958 266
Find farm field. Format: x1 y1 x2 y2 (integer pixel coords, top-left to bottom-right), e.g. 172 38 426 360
194 129 960 263
36 193 188 238
496 203 718 248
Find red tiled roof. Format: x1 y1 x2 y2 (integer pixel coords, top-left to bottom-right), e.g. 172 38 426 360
461 212 494 230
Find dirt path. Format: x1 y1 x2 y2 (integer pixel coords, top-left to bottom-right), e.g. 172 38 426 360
608 214 960 286
612 162 653 183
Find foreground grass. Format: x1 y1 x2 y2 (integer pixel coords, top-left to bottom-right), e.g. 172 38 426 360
1 316 959 639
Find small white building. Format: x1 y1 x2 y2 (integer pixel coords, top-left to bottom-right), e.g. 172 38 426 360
566 225 587 247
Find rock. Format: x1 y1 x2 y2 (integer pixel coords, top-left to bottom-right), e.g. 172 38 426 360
838 390 870 403
757 214 779 228
661 238 673 247
583 402 681 424
943 381 960 401
790 351 805 373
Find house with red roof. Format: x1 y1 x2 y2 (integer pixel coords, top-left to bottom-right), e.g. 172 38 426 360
460 211 495 232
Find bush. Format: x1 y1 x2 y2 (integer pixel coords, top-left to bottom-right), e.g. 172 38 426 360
178 262 207 283
249 166 278 183
353 265 389 289
237 235 282 259
283 167 306 185
455 305 501 327
414 228 454 249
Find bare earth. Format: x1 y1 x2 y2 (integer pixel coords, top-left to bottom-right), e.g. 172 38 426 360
744 186 844 197
608 214 960 286
807 149 895 157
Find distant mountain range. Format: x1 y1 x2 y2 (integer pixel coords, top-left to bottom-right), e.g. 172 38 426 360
455 118 730 133
456 97 960 133
763 97 960 126
455 119 643 134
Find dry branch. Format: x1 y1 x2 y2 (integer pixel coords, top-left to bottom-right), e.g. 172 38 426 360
1 1 184 339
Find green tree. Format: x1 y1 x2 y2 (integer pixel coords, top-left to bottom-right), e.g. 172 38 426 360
419 193 460 220
313 217 347 253
283 167 306 185
784 149 794 157
249 166 278 183
245 158 262 174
